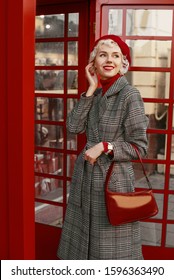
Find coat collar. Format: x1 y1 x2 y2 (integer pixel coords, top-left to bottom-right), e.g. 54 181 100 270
98 75 129 119
104 75 129 97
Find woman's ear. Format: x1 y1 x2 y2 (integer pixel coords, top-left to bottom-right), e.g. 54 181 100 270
89 65 96 75
89 60 97 74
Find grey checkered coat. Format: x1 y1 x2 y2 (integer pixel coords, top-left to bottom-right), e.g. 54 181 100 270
57 75 149 259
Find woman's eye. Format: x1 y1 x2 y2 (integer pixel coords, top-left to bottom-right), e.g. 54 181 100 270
100 53 106 57
114 54 120 58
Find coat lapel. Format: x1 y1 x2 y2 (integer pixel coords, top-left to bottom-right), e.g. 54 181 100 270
99 75 129 119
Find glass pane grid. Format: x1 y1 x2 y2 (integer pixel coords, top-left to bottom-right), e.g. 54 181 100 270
103 4 174 250
35 11 80 228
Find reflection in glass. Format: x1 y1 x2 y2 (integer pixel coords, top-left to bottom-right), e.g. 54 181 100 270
35 177 63 202
68 41 78 65
48 98 63 121
68 13 79 37
35 70 64 93
35 97 64 121
141 222 161 246
67 98 78 115
169 165 174 190
67 132 77 150
35 14 65 38
126 10 172 36
172 135 174 154
147 133 166 162
167 195 174 220
35 203 63 227
128 71 170 99
66 182 71 203
34 151 63 175
48 98 64 121
166 224 174 247
153 193 163 219
35 42 64 66
134 163 165 190
126 40 171 68
108 9 123 35
144 103 167 129
67 70 78 94
35 124 63 148
67 154 77 177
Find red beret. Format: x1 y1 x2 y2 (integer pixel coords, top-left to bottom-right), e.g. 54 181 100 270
93 34 131 65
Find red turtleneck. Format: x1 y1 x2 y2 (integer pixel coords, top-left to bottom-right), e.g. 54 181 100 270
100 73 121 94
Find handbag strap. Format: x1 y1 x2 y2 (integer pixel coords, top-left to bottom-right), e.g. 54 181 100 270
105 143 152 190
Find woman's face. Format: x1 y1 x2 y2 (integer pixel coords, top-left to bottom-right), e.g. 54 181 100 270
94 43 123 80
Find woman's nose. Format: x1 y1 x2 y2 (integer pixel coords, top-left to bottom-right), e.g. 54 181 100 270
106 55 113 63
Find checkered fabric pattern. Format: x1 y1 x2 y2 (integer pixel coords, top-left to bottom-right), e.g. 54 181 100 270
57 75 148 259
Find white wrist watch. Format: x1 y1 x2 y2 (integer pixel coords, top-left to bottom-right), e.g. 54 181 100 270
105 142 113 155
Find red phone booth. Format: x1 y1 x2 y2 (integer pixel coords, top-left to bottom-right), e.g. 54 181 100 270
1 0 174 260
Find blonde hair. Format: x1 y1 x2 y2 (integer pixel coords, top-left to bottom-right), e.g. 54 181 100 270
89 39 129 75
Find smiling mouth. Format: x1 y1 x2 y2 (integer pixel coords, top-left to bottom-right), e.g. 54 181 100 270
103 66 115 70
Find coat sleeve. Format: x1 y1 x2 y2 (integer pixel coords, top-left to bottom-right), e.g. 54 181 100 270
67 93 94 134
111 88 149 161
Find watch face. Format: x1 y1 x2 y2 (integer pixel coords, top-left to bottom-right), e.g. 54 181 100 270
108 143 113 150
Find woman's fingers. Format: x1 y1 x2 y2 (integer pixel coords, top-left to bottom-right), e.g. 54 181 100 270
85 63 98 87
84 152 96 165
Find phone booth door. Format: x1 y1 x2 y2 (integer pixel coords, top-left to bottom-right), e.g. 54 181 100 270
35 1 89 259
97 2 174 259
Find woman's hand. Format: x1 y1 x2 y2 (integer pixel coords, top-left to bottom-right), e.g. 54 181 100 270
84 142 104 165
85 63 98 96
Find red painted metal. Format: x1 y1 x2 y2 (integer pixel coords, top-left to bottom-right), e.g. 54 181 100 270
142 245 174 260
0 0 9 260
35 223 61 259
0 0 36 259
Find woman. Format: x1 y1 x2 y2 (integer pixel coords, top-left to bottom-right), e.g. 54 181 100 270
57 34 149 260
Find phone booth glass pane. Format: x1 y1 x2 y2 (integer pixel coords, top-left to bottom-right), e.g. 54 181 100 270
35 14 65 38
126 9 172 36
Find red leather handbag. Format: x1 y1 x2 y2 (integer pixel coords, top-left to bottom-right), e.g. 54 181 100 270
105 144 158 226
